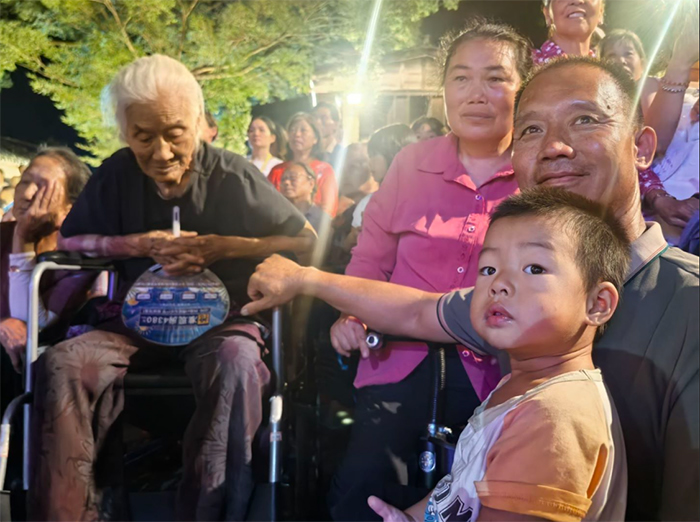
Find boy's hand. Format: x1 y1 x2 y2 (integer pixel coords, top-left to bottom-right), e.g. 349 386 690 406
331 315 370 359
242 254 308 316
367 496 417 522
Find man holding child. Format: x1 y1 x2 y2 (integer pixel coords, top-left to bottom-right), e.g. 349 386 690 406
242 57 699 521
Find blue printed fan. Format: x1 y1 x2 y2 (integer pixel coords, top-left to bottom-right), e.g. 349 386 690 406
121 207 230 345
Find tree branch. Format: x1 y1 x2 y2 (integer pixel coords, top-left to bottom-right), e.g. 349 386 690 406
90 0 139 58
4 42 79 88
178 0 200 60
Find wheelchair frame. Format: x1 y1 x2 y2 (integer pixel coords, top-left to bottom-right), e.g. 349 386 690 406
0 252 287 520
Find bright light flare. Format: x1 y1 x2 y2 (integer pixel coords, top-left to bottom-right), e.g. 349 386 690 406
346 92 363 105
633 0 695 127
310 0 384 268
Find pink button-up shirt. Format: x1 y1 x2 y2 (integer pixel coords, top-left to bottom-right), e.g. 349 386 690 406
346 134 519 399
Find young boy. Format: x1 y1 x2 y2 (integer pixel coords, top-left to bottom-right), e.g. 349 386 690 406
243 188 630 522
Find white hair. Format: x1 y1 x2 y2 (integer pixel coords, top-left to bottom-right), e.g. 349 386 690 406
104 54 205 140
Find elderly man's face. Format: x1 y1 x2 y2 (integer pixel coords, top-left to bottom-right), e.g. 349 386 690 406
125 89 200 190
512 65 654 216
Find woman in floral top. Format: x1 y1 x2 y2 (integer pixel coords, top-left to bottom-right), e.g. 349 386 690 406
533 0 602 66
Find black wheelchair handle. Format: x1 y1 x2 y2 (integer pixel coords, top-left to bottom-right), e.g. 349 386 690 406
37 250 116 271
365 332 431 350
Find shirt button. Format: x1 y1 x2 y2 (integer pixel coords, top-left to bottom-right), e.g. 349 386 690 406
457 266 465 274
467 226 476 233
475 194 483 201
461 350 470 358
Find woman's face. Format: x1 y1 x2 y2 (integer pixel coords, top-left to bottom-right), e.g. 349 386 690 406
443 38 521 146
13 156 70 221
415 123 438 142
544 0 603 42
602 40 645 81
280 164 315 203
288 118 318 158
247 119 276 151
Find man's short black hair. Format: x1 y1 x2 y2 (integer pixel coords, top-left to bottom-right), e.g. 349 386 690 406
514 56 644 130
490 187 631 299
312 101 340 123
33 146 91 203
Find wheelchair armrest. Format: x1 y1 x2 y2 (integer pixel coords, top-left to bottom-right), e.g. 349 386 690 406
36 251 116 272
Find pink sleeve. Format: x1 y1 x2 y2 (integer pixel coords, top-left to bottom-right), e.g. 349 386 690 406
345 153 403 282
639 167 665 198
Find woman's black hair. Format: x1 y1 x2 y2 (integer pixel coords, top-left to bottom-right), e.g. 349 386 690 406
33 146 91 203
250 115 287 159
282 161 317 199
411 116 447 137
285 112 325 161
599 29 647 67
367 124 415 169
438 18 533 86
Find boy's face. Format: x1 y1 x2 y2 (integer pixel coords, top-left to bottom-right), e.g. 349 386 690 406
471 215 592 357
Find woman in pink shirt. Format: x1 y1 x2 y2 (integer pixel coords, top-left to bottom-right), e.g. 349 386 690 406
327 21 532 521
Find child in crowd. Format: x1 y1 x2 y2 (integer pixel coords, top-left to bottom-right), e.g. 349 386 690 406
367 188 630 522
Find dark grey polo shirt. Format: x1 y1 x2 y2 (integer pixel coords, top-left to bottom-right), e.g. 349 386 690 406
437 222 699 521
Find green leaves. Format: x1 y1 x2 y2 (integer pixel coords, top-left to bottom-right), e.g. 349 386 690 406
0 0 455 162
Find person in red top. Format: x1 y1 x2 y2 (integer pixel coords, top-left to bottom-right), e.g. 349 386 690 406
268 112 339 217
316 20 532 521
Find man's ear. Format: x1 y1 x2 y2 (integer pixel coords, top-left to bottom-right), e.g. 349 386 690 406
585 282 619 328
634 125 657 171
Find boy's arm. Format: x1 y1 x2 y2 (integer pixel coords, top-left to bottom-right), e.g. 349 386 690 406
242 254 454 343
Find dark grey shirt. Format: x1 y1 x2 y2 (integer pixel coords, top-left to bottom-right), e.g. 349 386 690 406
437 222 699 521
61 142 307 309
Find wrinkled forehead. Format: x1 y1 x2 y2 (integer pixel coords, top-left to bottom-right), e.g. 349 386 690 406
125 88 199 127
282 165 311 179
23 156 65 183
517 65 625 122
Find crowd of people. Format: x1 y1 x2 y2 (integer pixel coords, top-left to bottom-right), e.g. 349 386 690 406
0 0 698 521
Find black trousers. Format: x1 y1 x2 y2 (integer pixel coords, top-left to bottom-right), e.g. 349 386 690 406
328 347 481 521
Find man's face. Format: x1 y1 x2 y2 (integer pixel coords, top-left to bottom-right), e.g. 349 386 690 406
512 65 646 217
125 89 200 189
313 107 338 140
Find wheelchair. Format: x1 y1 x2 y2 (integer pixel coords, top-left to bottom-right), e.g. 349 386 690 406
0 251 320 521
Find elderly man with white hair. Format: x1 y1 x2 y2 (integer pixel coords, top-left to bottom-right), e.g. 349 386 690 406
28 54 315 521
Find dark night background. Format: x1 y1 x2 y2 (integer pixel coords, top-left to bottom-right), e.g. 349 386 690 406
0 0 674 156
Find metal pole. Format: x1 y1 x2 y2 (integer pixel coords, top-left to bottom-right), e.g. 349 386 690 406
24 262 81 490
268 306 284 487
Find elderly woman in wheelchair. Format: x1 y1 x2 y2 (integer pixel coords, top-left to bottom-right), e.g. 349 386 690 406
10 54 315 522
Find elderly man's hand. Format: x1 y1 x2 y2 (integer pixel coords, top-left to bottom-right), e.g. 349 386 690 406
241 254 308 316
0 318 27 374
